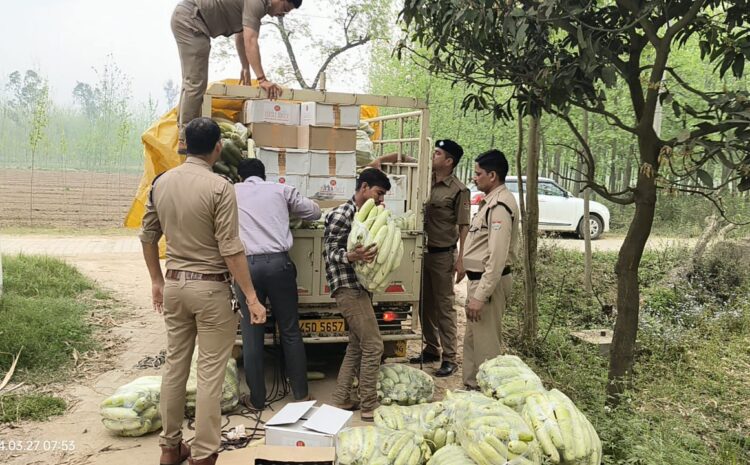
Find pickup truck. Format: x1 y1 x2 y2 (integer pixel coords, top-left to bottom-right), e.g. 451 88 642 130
201 84 431 357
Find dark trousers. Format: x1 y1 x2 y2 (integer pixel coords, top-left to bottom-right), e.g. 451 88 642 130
234 252 308 409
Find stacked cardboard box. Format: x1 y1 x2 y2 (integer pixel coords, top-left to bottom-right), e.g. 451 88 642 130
242 100 360 200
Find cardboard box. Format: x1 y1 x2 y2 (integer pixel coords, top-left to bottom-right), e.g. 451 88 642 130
383 198 407 217
242 100 300 125
300 102 360 128
219 445 335 465
265 402 353 448
307 176 357 200
297 126 356 152
309 150 357 177
250 123 299 149
256 147 310 175
385 174 408 201
267 174 308 195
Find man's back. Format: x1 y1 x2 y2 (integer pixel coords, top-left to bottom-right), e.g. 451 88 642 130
234 177 320 255
146 157 242 274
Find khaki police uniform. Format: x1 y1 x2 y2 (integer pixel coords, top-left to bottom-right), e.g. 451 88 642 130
140 157 245 460
171 0 268 139
422 174 470 362
461 183 519 387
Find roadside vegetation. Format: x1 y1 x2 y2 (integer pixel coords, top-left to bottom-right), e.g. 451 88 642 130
0 254 112 422
504 242 750 464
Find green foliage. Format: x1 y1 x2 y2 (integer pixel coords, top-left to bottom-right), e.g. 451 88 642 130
0 394 66 423
0 57 156 174
506 246 750 464
0 255 103 380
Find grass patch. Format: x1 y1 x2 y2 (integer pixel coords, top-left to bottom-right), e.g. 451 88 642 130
1 254 110 422
0 394 67 422
506 243 750 465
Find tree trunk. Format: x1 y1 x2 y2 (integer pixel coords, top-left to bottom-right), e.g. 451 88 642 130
609 159 617 193
553 149 561 183
572 158 582 197
623 147 634 188
582 111 593 293
522 116 541 344
607 146 658 404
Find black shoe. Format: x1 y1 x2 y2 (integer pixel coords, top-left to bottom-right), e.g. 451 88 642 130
409 351 440 364
435 361 458 377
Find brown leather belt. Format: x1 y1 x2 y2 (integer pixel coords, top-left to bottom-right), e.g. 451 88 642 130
466 266 512 281
165 270 231 282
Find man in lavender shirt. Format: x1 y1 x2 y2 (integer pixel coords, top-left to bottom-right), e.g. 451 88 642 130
234 158 321 410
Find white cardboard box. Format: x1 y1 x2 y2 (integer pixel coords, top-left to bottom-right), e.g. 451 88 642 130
307 176 357 200
265 402 353 448
243 100 300 125
267 174 308 195
309 150 357 177
386 174 408 201
383 198 407 217
218 445 335 465
300 102 360 128
256 147 310 175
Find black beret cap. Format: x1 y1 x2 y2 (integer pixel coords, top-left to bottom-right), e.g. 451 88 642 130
435 139 464 160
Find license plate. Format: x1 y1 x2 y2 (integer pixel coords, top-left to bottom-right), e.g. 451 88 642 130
299 319 345 334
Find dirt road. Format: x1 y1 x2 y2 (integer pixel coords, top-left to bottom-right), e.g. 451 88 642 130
0 232 689 464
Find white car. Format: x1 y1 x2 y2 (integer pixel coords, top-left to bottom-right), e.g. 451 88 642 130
469 176 610 239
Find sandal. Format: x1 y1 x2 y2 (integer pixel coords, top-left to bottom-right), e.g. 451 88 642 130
360 410 375 422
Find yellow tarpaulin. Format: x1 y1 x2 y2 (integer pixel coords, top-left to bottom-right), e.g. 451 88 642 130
124 81 380 230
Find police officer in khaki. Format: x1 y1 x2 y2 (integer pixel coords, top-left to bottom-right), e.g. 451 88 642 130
409 140 470 377
171 0 302 152
461 149 519 389
140 117 267 465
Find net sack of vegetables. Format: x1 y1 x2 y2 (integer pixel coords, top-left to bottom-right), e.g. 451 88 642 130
521 389 602 465
185 352 240 416
100 376 162 437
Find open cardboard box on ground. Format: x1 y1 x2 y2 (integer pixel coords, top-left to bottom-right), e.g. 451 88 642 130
218 445 335 465
264 401 353 448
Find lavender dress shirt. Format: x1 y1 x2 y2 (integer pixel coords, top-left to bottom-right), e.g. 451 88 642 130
235 176 322 255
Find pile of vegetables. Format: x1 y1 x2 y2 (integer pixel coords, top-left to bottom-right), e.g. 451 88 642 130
477 355 546 410
185 352 239 416
213 118 253 183
100 376 162 437
337 426 432 465
347 199 404 292
377 363 434 406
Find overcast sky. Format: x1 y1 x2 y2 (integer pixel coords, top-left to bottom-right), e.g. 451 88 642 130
0 0 370 111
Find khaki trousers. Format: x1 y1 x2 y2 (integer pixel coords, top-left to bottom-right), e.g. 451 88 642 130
462 274 512 387
332 288 384 412
422 250 458 362
171 1 211 141
159 276 237 460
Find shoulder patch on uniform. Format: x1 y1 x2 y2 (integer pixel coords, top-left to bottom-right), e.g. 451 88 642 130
491 221 503 231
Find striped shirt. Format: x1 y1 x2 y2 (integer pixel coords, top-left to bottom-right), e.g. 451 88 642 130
323 198 364 295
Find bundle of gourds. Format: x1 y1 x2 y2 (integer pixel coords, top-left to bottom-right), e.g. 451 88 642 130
212 118 253 183
347 199 404 292
337 426 432 465
184 352 239 416
477 355 546 411
377 363 434 406
521 390 602 465
100 376 162 437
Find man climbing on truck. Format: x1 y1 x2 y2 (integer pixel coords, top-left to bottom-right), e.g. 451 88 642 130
171 0 302 153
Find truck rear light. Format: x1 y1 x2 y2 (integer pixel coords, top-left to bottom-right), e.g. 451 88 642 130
385 284 405 293
382 311 398 322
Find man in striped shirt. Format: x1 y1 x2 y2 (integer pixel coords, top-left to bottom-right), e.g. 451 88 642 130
323 168 391 422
